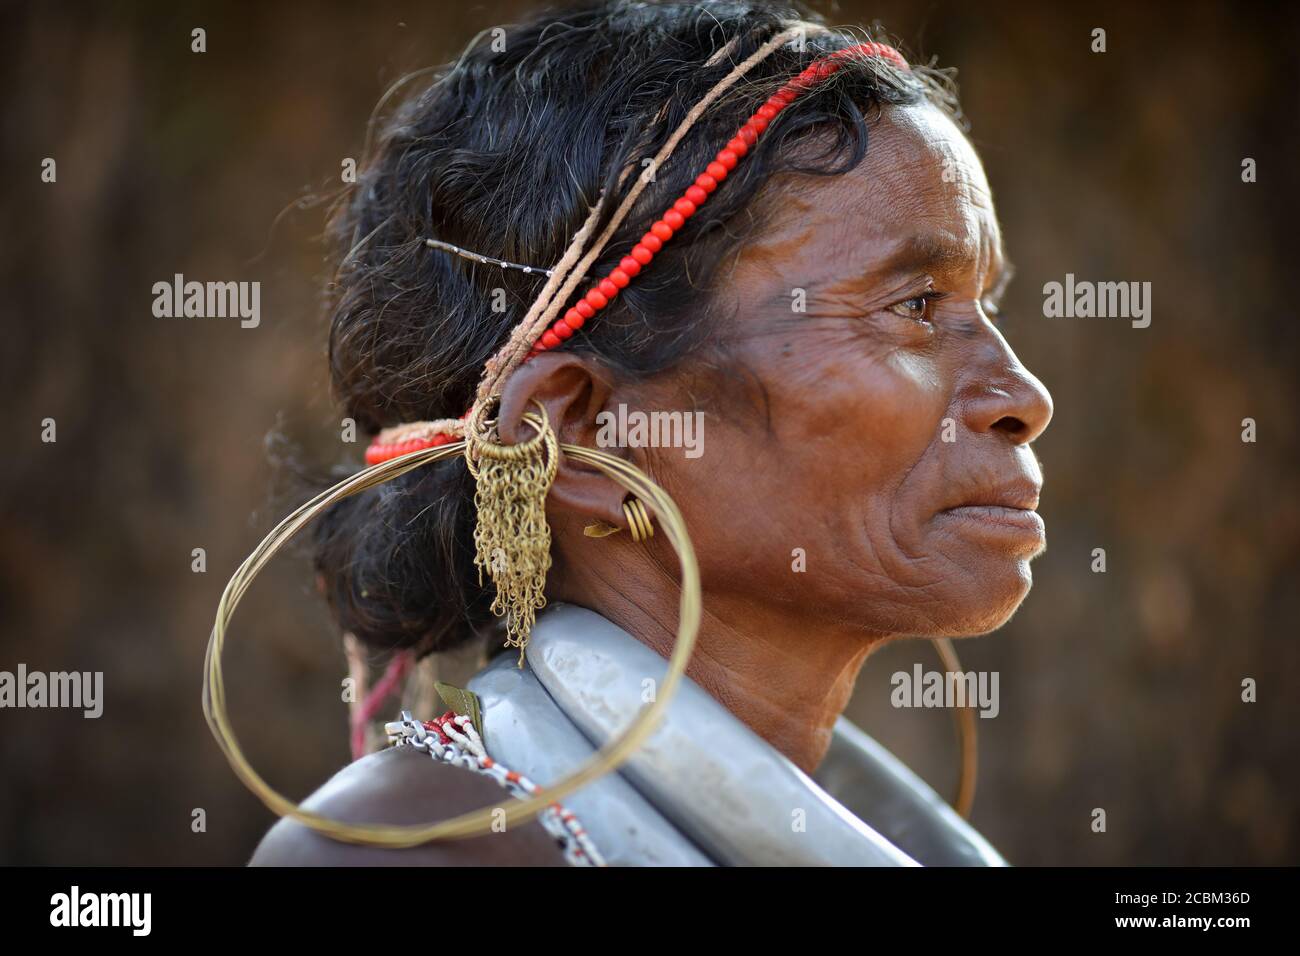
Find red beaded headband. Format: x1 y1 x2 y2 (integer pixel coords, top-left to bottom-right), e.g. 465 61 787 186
365 36 909 466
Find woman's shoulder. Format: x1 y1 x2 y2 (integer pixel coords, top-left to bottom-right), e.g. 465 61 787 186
249 744 567 866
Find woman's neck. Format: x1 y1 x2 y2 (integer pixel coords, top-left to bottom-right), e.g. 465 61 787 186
554 550 890 774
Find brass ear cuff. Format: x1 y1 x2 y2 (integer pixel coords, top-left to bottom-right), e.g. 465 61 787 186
584 495 655 542
623 496 654 543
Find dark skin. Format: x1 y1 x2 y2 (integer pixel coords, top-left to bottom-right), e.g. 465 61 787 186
250 747 567 865
253 102 1052 865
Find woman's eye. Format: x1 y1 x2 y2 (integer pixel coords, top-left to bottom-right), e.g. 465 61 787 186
886 291 940 324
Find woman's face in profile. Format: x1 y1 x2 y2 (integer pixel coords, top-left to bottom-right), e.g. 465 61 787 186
646 101 1054 640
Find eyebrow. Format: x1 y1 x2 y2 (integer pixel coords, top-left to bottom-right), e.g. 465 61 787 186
871 232 1014 290
787 231 1012 310
877 233 977 276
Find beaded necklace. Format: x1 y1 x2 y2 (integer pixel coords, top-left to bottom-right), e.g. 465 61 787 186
384 709 605 866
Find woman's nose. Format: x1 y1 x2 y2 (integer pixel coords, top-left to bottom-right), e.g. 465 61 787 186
961 339 1054 445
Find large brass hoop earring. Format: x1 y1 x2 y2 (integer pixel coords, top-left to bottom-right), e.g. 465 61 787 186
202 418 700 848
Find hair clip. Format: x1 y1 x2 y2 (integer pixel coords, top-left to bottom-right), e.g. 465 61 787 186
425 237 558 278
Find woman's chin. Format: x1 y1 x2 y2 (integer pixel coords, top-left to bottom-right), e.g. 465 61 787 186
936 558 1036 636
865 554 1035 639
828 557 1034 639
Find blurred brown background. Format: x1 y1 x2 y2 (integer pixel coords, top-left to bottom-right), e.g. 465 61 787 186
2 0 1297 865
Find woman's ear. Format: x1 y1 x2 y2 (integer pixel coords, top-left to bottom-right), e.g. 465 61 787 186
495 352 631 530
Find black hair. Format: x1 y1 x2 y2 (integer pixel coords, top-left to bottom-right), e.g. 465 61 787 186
314 0 957 657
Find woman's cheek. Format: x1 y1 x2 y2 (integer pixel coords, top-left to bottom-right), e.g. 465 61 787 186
856 349 948 454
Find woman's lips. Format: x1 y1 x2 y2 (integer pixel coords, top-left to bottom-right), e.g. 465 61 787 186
934 504 1046 549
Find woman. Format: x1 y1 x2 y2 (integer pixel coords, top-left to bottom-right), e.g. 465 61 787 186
234 0 1052 866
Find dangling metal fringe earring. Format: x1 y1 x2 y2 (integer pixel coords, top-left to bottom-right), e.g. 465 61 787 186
465 401 558 665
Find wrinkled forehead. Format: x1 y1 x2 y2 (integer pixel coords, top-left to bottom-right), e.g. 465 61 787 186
840 103 1001 274
760 102 1003 282
865 103 991 202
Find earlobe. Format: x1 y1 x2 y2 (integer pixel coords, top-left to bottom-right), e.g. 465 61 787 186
495 354 631 531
